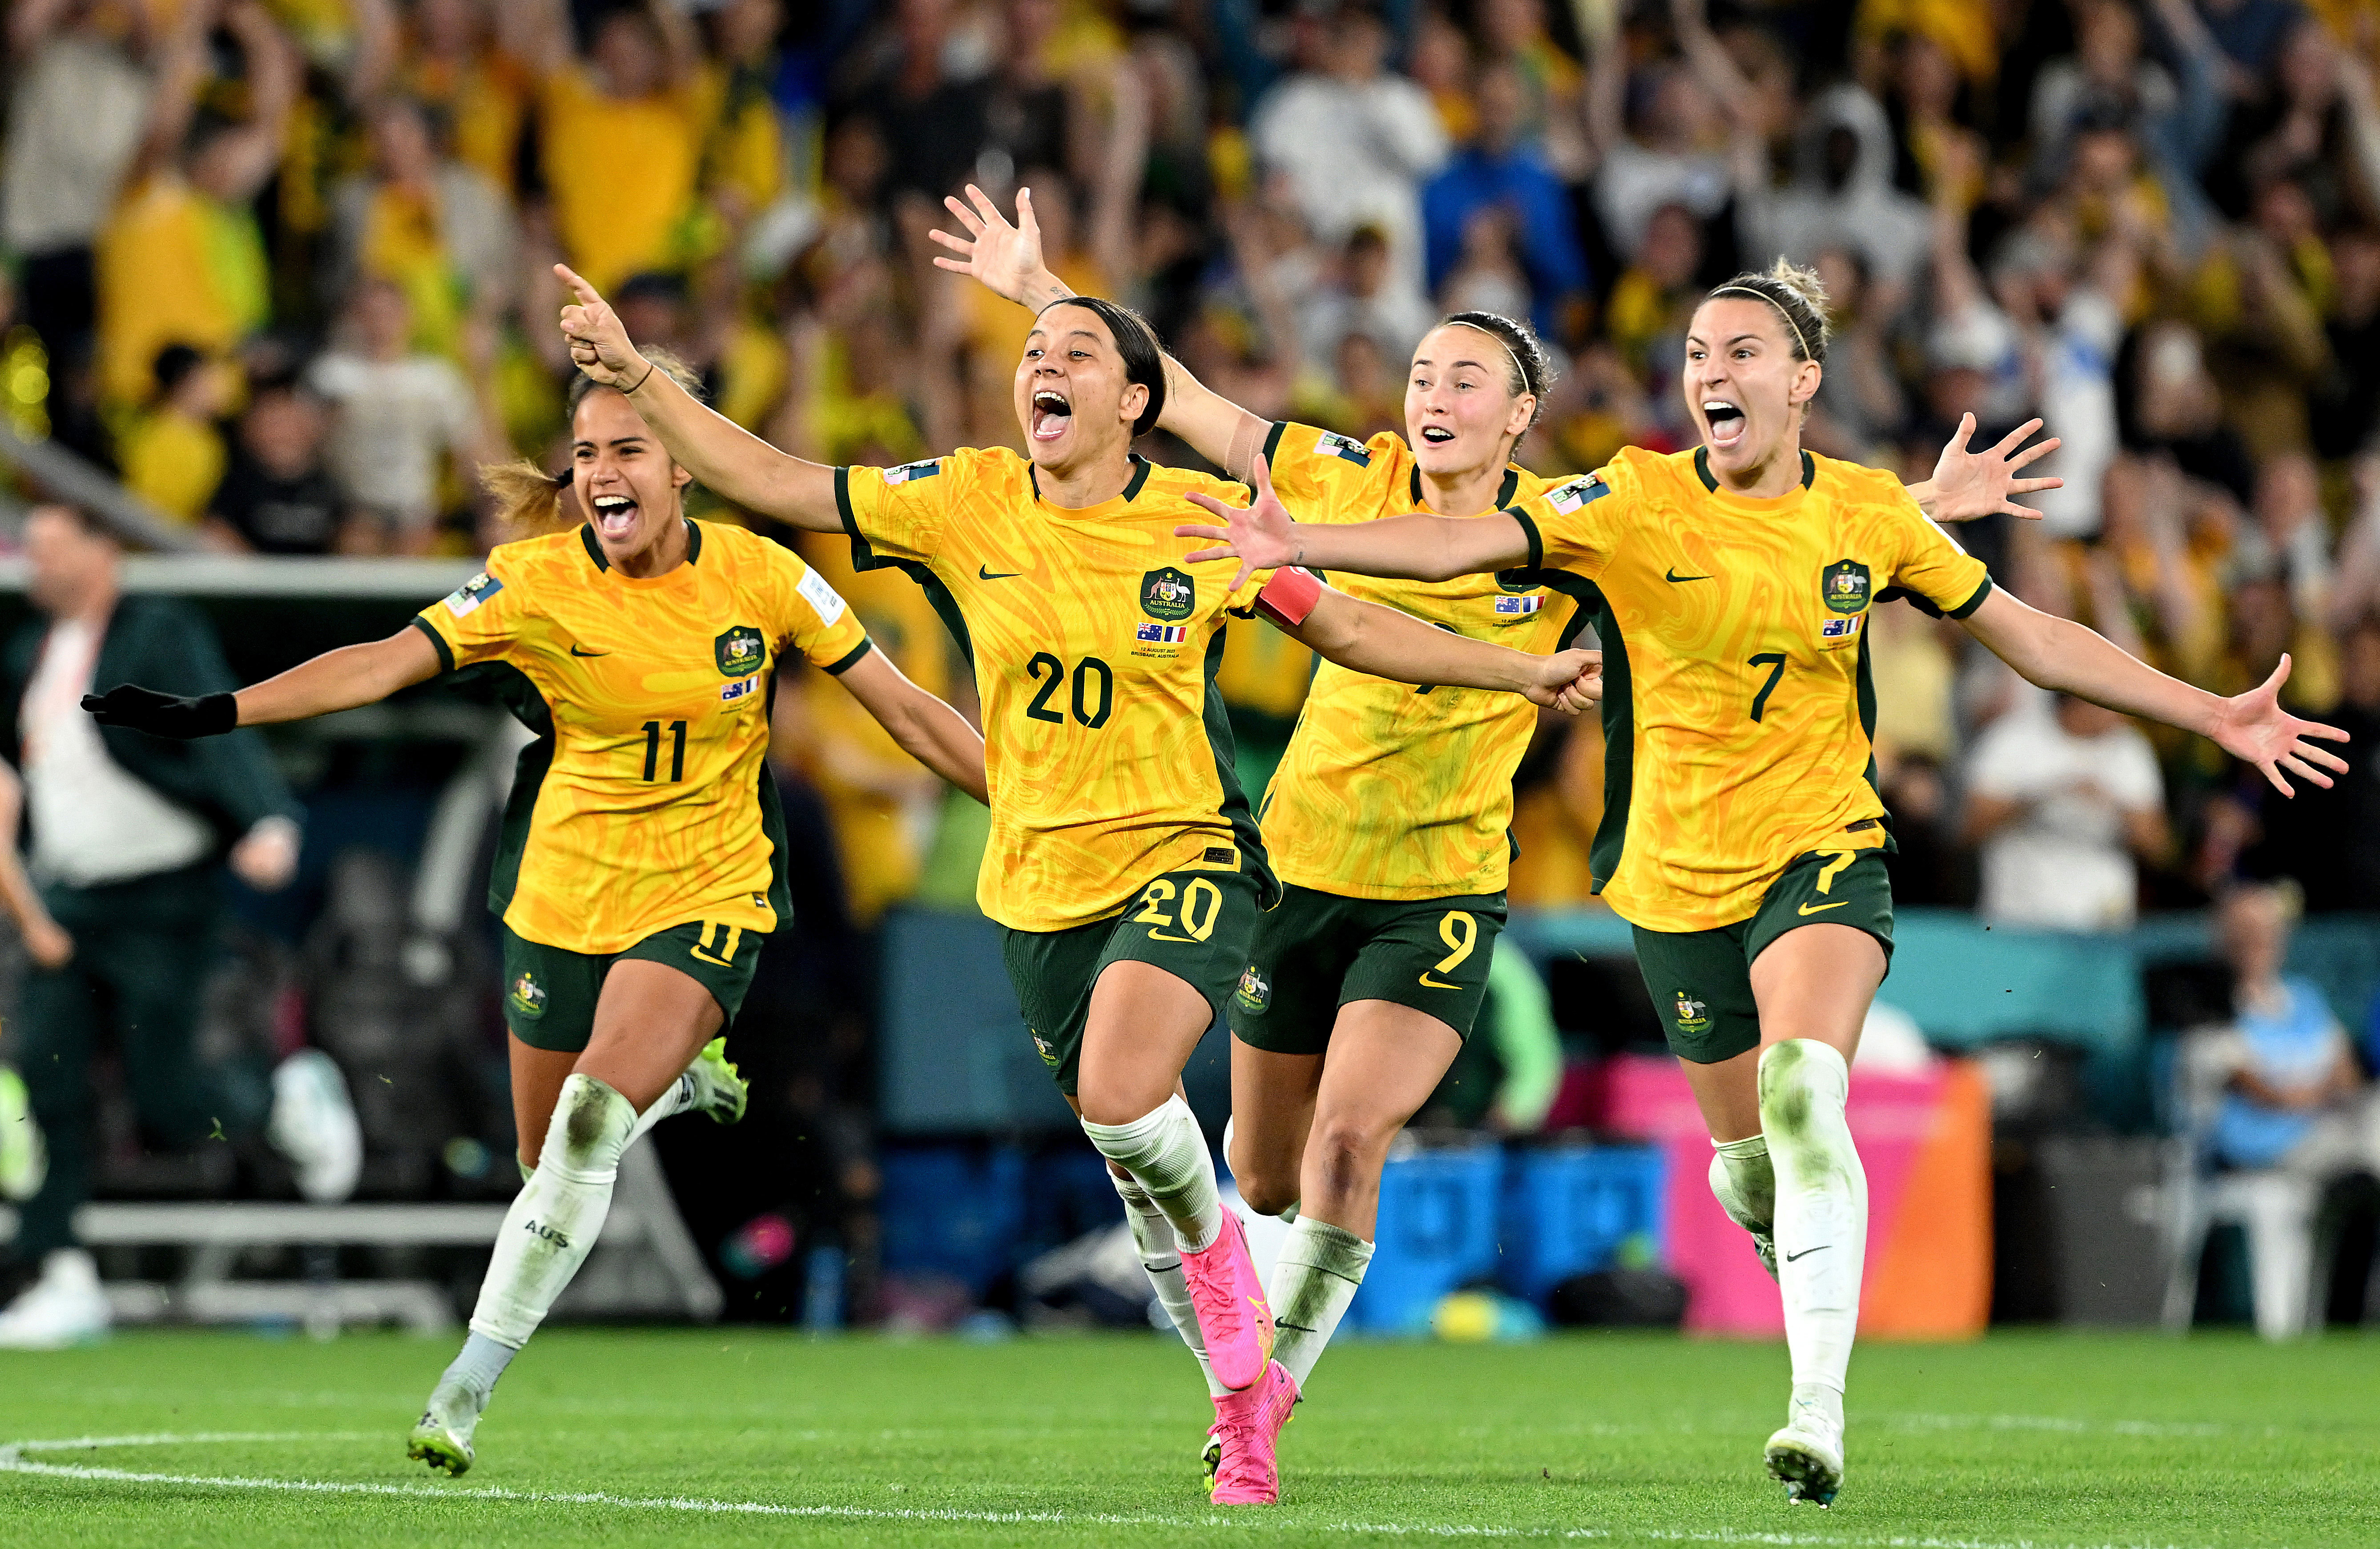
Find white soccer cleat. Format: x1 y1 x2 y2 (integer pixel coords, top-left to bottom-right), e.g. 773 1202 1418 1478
0 1064 46 1202
1764 1395 1845 1507
407 1377 485 1477
0 1248 109 1349
686 1036 748 1125
270 1049 363 1203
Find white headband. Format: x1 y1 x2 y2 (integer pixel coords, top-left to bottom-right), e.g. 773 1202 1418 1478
1442 319 1530 393
1709 285 1814 361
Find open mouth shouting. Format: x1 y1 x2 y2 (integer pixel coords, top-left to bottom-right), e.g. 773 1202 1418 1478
1702 399 1747 452
590 492 639 539
1418 424 1456 446
1031 388 1073 442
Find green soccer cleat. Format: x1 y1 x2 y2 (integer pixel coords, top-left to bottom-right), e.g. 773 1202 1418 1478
1764 1401 1844 1508
0 1065 45 1203
689 1037 748 1125
407 1380 485 1477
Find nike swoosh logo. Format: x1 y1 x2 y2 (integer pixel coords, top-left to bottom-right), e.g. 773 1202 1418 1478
1419 974 1461 989
978 565 1023 581
569 645 608 657
1784 1245 1830 1263
1797 900 1848 916
1665 568 1713 583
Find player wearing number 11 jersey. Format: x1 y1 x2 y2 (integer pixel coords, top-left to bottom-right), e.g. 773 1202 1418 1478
547 263 1599 1507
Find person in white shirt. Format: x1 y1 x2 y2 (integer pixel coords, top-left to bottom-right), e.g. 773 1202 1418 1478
0 505 360 1350
1963 690 2171 928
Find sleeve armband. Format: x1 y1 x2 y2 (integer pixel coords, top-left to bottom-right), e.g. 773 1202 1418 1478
1252 566 1325 629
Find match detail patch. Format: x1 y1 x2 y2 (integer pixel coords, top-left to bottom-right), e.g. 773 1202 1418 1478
1494 595 1542 616
442 573 503 618
1820 615 1863 641
1545 476 1607 515
884 460 941 485
796 566 849 626
1135 623 1188 644
1315 430 1372 468
721 678 759 703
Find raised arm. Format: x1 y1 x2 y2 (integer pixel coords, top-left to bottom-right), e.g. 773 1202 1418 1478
556 265 844 532
830 649 990 807
1276 583 1599 710
929 186 1269 475
1177 455 1531 592
1960 586 2347 795
84 625 443 737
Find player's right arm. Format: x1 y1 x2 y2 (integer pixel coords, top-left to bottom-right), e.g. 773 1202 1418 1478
1177 454 1534 592
554 265 844 533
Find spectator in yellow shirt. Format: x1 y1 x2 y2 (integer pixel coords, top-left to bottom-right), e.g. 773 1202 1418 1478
118 345 230 527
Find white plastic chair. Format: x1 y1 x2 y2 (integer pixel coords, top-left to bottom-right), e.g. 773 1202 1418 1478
2159 1029 2323 1340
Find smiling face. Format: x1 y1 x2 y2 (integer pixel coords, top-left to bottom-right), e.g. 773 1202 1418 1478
1405 323 1534 481
1681 296 1820 484
572 388 690 564
1013 302 1147 479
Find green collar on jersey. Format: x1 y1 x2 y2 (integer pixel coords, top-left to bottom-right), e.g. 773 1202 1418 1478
1027 452 1152 506
1410 464 1521 511
579 517 701 573
1694 446 1816 494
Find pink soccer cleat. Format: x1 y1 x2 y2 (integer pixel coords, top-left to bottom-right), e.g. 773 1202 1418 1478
1178 1209 1275 1392
1208 1358 1298 1505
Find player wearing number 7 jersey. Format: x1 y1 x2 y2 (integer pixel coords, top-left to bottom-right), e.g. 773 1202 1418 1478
81 353 992 1477
1179 259 2349 1510
543 264 1598 1505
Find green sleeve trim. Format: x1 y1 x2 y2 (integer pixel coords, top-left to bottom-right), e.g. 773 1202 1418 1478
1948 574 1994 620
408 614 455 673
834 466 858 538
822 636 875 676
1262 421 1286 466
1507 508 1545 573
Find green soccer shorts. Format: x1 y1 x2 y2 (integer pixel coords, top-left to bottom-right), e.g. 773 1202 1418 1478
501 920 763 1053
1229 883 1508 1055
1630 848 1894 1065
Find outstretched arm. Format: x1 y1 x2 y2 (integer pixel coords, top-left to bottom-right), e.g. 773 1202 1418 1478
1177 455 1531 591
1961 587 2347 795
1274 584 1598 710
1908 414 2064 523
556 265 845 532
831 649 991 807
930 185 1269 476
84 626 443 737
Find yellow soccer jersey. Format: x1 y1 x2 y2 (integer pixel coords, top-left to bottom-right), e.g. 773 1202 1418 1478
836 448 1275 932
411 519 872 955
1257 423 1583 900
1506 445 1992 932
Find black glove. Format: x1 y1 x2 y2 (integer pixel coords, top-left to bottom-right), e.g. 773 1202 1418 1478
81 685 238 739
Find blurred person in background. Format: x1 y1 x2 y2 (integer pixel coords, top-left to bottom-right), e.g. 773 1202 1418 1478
205 380 371 555
117 343 230 527
1421 61 1589 339
0 505 358 1350
393 0 530 201
306 278 506 553
2239 616 2380 908
1299 225 1434 382
1963 690 2171 928
325 93 518 359
2202 881 2380 1182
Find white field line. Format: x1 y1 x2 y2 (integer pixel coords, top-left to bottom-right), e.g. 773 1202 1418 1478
0 1431 2214 1549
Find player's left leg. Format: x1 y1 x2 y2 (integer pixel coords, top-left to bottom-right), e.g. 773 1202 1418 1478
1744 921 1885 1509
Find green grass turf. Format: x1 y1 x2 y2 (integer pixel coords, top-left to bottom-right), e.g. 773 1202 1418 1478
1 1327 2374 1547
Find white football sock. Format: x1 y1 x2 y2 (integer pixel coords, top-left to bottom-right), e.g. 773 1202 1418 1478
626 1065 698 1149
468 1074 636 1350
1112 1168 1227 1399
1709 1134 1775 1234
1081 1095 1224 1253
1269 1216 1371 1390
1759 1040 1863 1433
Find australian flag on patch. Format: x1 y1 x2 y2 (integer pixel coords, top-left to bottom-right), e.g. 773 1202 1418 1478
884 459 941 485
1135 622 1188 643
1494 595 1542 615
1315 430 1371 468
1820 615 1862 639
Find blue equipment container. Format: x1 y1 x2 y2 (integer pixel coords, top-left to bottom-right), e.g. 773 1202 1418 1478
1344 1143 1503 1333
1499 1144 1667 1303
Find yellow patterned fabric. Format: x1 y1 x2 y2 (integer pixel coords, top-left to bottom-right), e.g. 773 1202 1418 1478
1257 423 1582 901
1508 445 1992 932
837 448 1275 931
411 519 871 955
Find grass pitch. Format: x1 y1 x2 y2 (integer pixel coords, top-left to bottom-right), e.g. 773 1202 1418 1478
1 1327 2373 1548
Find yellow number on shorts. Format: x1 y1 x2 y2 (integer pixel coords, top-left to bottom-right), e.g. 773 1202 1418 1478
1420 911 1477 988
1138 877 1222 943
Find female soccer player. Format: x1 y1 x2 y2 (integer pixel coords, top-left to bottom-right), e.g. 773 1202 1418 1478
82 353 991 1477
546 265 1599 1504
1178 260 2347 1508
931 186 2065 1504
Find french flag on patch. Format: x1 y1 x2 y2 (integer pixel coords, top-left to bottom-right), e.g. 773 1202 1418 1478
1494 595 1542 615
1821 615 1862 639
1136 623 1188 643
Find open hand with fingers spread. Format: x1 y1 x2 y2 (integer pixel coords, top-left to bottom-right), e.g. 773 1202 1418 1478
929 185 1064 309
1178 454 1297 594
1925 413 2064 522
2210 655 2352 796
553 264 652 391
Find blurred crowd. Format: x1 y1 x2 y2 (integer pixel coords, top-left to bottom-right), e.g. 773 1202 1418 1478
8 0 2380 925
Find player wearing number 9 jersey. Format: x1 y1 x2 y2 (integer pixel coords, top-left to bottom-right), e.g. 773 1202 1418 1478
1178 258 2348 1509
545 262 1599 1507
82 353 991 1477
